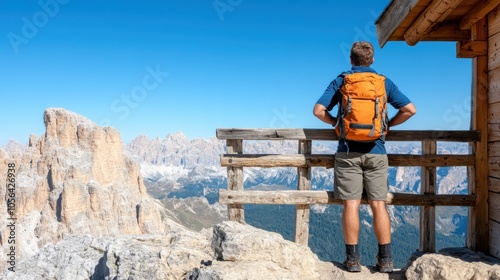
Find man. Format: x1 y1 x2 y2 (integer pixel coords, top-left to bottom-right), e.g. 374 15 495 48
313 41 416 273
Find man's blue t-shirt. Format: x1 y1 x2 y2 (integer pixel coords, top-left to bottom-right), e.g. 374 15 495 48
316 66 412 154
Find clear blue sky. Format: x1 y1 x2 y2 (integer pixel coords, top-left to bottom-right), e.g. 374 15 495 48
1 0 472 145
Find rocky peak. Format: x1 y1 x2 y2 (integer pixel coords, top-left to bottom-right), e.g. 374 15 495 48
2 139 26 156
165 131 189 145
0 108 167 271
43 108 97 147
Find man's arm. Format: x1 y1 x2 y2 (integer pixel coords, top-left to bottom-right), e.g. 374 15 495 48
313 103 337 126
388 102 416 127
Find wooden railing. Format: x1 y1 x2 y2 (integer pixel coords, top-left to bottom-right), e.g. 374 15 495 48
216 128 481 252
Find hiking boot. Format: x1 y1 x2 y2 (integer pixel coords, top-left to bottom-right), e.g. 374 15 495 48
376 255 393 273
343 256 361 272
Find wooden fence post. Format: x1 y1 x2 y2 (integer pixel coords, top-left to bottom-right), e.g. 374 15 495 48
420 140 436 252
295 140 312 245
226 139 245 223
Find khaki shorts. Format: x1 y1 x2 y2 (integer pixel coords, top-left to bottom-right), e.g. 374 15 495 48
334 152 388 201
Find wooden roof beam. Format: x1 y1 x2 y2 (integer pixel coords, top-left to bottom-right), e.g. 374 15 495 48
460 0 500 30
375 0 419 48
404 0 465 46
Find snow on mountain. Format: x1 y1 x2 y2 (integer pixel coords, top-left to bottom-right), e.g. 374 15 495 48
140 162 189 182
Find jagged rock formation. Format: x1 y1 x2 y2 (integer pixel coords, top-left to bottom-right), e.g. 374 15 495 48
0 108 167 271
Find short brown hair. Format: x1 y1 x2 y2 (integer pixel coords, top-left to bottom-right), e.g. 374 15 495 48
350 41 374 66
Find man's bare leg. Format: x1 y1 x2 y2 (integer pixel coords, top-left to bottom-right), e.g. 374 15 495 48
369 200 391 244
343 199 362 244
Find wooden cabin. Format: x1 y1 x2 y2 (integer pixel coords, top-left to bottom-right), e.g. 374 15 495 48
375 0 500 258
216 0 500 260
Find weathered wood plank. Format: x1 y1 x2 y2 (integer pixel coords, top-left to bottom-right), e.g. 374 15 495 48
489 191 500 223
420 141 437 252
216 128 335 140
460 0 500 30
226 139 245 223
387 154 475 167
385 0 434 41
488 123 500 142
218 190 476 206
216 129 481 142
489 176 500 192
375 0 420 47
489 5 500 36
489 219 500 258
221 154 336 168
488 156 500 178
220 154 475 168
404 0 464 46
489 103 500 124
488 142 500 157
488 32 500 71
456 40 488 58
488 67 500 104
295 140 311 245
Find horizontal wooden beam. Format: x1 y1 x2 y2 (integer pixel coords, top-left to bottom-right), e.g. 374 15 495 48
216 129 481 142
404 0 463 46
457 40 488 58
221 154 476 168
460 0 500 30
219 190 476 207
422 21 471 42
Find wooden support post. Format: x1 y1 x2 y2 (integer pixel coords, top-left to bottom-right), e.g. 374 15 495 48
468 17 489 252
420 140 436 253
295 140 312 245
226 139 245 223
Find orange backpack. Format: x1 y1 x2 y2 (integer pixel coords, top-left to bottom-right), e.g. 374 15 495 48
335 72 388 142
